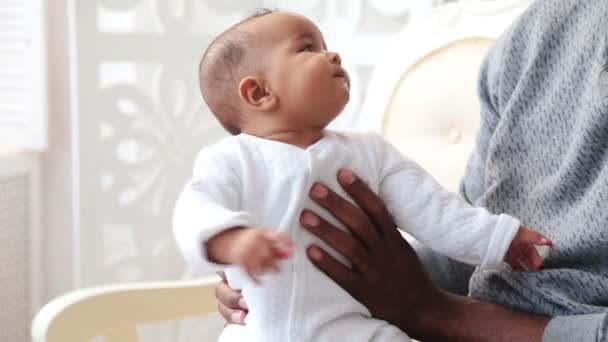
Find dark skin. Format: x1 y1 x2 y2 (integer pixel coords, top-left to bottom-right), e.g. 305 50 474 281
215 169 550 341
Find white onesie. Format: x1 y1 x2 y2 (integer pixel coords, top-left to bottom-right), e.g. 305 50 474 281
173 130 520 342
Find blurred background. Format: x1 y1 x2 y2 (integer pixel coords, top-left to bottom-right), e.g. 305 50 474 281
0 0 470 340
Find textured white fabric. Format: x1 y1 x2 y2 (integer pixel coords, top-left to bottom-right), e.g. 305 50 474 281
173 130 520 342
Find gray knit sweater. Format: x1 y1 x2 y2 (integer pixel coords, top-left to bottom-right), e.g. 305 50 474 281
461 0 608 340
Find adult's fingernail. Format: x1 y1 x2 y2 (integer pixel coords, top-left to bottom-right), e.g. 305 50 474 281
301 212 319 226
308 247 322 261
339 169 356 184
231 311 245 324
238 297 248 310
311 183 328 199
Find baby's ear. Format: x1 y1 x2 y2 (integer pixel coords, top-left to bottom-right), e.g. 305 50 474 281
238 76 277 111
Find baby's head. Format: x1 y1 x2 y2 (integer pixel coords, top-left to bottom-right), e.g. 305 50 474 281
199 10 350 135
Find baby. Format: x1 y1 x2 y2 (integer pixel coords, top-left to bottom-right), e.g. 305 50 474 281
173 9 553 342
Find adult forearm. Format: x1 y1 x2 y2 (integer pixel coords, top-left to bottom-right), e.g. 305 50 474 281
412 291 549 342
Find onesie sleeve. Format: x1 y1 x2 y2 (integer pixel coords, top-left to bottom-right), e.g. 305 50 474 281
375 135 520 268
173 142 257 272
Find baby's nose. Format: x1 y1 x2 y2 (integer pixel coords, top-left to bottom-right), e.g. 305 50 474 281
327 51 341 65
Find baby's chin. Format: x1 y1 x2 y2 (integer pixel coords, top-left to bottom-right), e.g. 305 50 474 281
331 90 350 109
323 106 348 127
335 95 350 115
304 97 349 127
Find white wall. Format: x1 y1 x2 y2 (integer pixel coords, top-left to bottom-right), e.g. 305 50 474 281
42 0 76 301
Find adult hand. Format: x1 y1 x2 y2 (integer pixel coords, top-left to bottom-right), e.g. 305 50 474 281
215 271 248 325
300 169 443 338
301 169 549 341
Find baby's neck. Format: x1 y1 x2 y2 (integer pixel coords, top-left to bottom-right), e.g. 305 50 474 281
246 129 325 149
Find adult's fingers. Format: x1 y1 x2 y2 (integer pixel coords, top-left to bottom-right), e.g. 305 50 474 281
300 210 376 276
306 245 365 299
215 278 248 324
337 169 400 240
218 303 247 325
215 278 247 310
309 182 380 250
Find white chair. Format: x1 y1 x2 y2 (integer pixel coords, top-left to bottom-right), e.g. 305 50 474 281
360 0 530 192
31 1 529 341
31 277 220 341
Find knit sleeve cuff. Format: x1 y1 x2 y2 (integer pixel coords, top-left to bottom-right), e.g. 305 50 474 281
543 314 607 342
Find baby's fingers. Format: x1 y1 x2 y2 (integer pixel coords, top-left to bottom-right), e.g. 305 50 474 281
259 248 283 274
246 267 262 285
261 258 281 274
518 227 553 246
513 247 543 271
245 256 269 285
269 232 296 258
246 250 282 284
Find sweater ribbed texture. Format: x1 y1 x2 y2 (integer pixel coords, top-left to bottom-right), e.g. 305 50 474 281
463 0 608 324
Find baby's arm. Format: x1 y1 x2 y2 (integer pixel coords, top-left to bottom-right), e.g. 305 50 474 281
375 135 549 268
173 143 294 280
206 227 294 283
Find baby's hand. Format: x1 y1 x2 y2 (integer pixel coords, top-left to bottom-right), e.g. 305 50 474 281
230 228 295 284
504 227 553 271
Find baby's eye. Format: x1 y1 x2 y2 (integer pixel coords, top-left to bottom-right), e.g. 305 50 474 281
300 44 314 52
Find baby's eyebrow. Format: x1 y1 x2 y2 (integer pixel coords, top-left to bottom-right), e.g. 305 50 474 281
293 31 315 42
292 31 327 50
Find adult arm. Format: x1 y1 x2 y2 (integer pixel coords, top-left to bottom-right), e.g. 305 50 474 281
452 9 608 341
301 169 549 341
412 245 608 342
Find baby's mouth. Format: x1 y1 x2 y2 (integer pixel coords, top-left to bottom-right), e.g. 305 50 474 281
334 68 351 89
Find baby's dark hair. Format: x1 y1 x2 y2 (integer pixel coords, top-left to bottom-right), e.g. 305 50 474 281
198 8 276 135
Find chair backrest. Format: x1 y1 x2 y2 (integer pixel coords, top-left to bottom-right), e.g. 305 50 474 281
359 0 530 191
31 277 220 342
